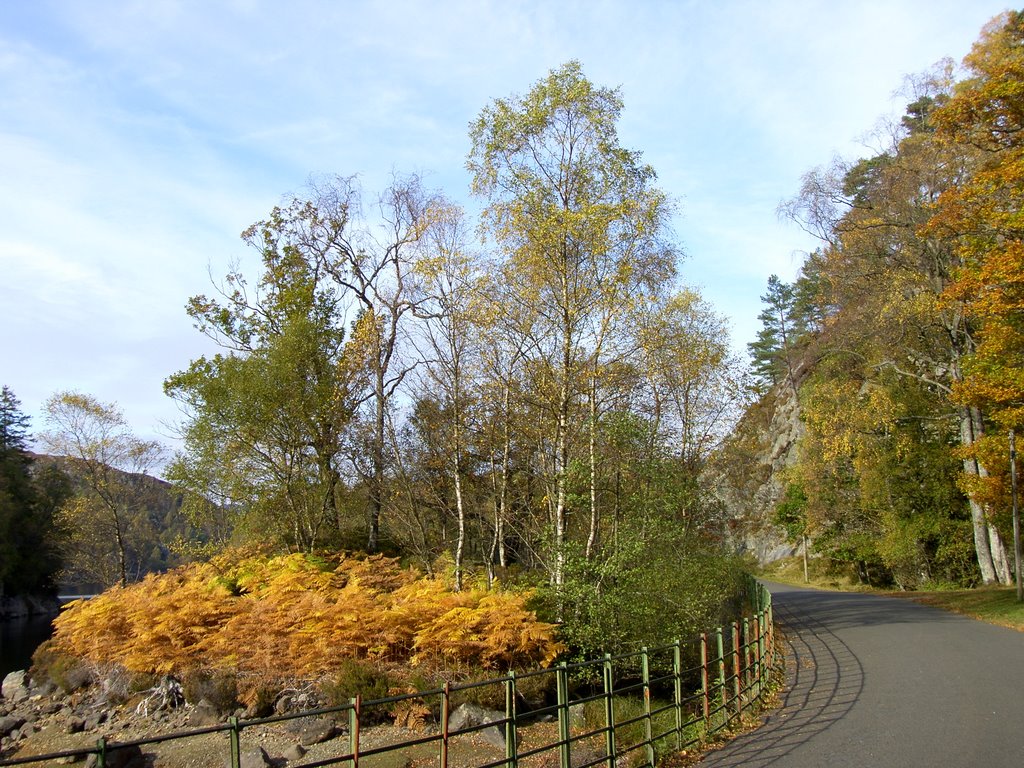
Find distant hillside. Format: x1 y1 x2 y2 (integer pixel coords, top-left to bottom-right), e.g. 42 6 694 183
30 454 202 589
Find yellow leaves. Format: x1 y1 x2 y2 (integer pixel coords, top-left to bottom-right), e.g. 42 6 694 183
49 550 561 685
410 588 562 670
927 12 1024 429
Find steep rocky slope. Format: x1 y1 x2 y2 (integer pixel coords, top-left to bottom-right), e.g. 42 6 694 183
712 379 803 564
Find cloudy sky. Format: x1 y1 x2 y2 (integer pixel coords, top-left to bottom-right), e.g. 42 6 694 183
0 0 1011 451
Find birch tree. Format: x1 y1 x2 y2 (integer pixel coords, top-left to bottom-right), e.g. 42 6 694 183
412 203 484 589
468 61 676 585
41 392 164 587
318 175 442 553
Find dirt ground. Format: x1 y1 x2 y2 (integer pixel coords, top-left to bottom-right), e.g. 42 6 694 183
4 703 569 768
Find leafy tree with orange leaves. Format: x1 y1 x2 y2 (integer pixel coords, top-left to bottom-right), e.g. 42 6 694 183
931 11 1024 434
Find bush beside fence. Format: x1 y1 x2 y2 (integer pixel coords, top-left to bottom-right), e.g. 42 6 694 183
0 580 778 768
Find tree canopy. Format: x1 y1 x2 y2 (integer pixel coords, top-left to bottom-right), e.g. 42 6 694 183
735 11 1024 588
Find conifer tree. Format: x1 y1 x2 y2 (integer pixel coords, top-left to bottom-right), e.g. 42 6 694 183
748 274 801 391
0 386 68 596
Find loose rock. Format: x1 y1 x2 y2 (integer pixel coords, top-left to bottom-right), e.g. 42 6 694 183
282 742 307 761
0 714 25 738
84 741 145 768
1 671 29 704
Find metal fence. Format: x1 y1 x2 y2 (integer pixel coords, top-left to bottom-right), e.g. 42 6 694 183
0 581 777 768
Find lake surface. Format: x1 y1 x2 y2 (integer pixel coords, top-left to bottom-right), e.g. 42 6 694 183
0 613 56 679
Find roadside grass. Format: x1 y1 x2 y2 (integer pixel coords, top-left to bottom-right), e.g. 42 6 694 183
759 556 1024 632
756 556 870 592
889 587 1024 632
753 561 1024 630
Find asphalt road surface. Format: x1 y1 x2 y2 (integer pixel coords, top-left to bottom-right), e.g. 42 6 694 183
698 581 1024 767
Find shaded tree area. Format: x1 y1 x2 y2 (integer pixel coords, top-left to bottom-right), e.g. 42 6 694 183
732 11 1024 588
0 386 69 600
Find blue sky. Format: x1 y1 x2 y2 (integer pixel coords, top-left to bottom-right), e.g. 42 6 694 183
0 0 1012 449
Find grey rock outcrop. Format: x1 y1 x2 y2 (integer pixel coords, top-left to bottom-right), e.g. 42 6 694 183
0 594 60 619
712 378 804 565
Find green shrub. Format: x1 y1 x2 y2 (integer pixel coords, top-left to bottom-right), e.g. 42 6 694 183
545 517 745 663
181 668 240 711
319 659 393 706
31 640 93 693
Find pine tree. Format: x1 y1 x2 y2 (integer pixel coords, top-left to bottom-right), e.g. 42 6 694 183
0 386 68 597
0 385 31 452
748 275 801 390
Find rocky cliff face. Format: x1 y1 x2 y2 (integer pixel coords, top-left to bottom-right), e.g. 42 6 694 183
0 595 59 621
711 379 804 565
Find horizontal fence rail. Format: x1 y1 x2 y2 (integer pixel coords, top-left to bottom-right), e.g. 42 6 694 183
0 579 778 768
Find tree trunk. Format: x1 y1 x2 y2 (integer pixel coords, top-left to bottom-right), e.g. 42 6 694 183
959 405 1011 584
586 376 599 559
114 508 128 588
452 427 466 593
367 383 385 553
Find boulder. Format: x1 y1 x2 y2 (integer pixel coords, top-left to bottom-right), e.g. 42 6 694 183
83 709 108 731
287 716 339 746
282 742 307 761
447 703 506 750
1 671 29 703
0 715 25 738
188 698 223 727
225 746 272 768
84 742 145 768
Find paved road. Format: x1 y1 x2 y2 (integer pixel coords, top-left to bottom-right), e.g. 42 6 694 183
699 582 1024 767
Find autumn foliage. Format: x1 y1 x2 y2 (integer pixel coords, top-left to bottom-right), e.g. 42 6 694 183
47 550 562 695
933 11 1024 431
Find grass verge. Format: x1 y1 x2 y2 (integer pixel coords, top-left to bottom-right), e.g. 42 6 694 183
760 556 1024 631
888 587 1024 632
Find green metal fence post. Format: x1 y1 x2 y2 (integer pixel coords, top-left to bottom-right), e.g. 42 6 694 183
603 654 616 768
228 716 241 768
673 640 683 750
641 647 654 767
349 696 361 768
506 672 518 768
96 737 107 768
700 633 710 731
754 614 763 699
732 622 742 718
557 662 571 768
743 617 752 695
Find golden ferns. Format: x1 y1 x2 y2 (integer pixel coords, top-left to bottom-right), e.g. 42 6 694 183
49 550 561 683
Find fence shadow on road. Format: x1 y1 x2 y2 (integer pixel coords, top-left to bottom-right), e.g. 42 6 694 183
696 591 866 767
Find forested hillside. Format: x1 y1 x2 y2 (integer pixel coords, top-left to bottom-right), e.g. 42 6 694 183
1 386 205 603
724 11 1024 589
